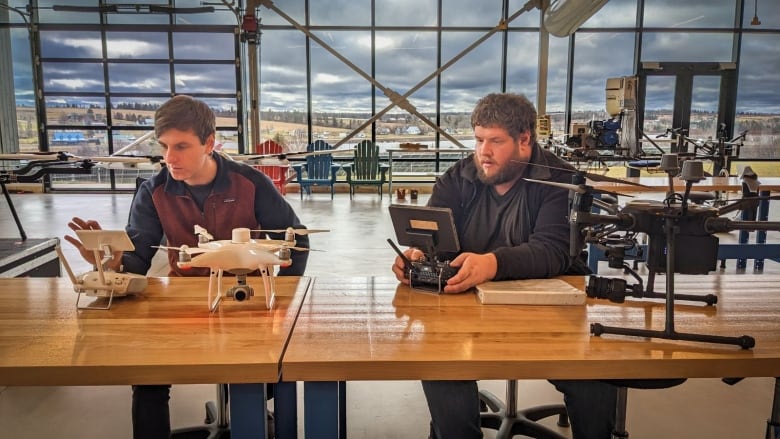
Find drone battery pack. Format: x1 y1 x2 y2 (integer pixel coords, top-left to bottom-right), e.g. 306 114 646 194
647 234 719 274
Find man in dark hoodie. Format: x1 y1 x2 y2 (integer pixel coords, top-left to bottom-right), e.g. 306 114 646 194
391 93 616 439
66 95 307 439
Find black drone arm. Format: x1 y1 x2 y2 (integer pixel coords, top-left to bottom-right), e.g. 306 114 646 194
705 217 780 234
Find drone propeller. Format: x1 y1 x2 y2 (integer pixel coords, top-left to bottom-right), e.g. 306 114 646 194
252 228 330 235
523 178 632 199
153 244 212 254
0 151 73 161
513 160 651 189
0 152 162 167
240 148 354 162
266 245 318 252
578 171 650 188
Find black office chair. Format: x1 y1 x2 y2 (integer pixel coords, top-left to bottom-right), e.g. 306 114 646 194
480 380 569 439
171 384 231 439
607 379 687 439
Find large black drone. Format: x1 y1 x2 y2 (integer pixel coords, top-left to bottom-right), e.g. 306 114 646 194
526 155 780 349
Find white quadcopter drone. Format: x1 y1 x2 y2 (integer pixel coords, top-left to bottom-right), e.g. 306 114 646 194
157 225 327 312
56 230 148 310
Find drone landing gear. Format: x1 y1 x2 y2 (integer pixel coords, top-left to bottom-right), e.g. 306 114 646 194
590 323 755 349
208 269 224 312
75 289 116 310
207 268 276 312
589 218 756 349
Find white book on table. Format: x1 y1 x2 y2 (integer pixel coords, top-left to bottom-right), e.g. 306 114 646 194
476 278 586 305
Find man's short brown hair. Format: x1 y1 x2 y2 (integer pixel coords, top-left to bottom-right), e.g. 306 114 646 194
154 95 216 144
470 93 537 144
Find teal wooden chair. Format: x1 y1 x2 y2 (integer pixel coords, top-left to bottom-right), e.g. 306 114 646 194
292 140 340 199
343 140 389 199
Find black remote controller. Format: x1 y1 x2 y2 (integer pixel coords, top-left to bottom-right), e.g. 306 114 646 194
388 239 458 293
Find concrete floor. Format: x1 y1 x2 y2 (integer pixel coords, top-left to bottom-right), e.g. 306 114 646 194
0 187 777 438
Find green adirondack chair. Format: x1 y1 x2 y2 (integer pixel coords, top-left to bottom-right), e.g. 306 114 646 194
344 140 389 199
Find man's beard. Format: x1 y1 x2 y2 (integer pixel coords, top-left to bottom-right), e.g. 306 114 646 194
474 150 527 186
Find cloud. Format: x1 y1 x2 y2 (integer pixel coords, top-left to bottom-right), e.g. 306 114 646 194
106 39 160 58
9 0 780 122
59 37 103 57
48 78 104 90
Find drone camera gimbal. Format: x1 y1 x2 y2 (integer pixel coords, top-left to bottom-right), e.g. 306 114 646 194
226 276 255 302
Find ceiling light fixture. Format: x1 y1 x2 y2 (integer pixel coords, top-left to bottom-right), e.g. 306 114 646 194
751 0 761 26
51 4 213 14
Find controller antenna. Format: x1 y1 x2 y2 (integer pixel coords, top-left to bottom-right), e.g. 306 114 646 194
387 238 414 272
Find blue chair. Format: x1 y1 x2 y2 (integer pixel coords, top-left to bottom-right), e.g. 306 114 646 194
343 140 389 199
292 140 340 199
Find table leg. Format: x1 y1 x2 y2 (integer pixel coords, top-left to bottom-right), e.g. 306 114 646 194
275 380 298 439
339 381 347 439
755 190 770 271
229 383 268 439
738 218 750 271
766 377 780 439
304 381 345 439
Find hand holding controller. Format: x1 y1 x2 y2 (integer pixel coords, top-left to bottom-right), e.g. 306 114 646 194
388 239 459 293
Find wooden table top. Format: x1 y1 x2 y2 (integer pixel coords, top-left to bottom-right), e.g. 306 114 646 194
0 276 311 386
591 176 780 193
282 275 780 382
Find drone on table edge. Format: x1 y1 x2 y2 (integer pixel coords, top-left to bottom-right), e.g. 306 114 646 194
155 225 326 312
524 154 780 349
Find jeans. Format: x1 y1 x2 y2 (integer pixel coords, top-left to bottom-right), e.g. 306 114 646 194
422 379 617 439
422 380 483 439
549 379 617 439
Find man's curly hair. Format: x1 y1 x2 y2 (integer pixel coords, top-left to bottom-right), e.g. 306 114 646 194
470 93 537 144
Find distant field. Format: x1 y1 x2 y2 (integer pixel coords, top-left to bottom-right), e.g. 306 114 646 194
15 106 469 149
12 106 780 178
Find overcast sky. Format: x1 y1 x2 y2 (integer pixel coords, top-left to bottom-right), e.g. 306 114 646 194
7 0 780 116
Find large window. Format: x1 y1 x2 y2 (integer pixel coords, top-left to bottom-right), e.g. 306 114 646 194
3 0 780 190
2 1 240 189
736 33 780 159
